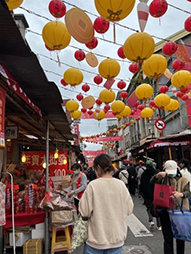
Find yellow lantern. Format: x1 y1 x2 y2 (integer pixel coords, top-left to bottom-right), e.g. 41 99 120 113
171 70 191 89
130 119 135 124
141 107 153 118
6 0 23 10
164 99 179 112
65 100 79 112
111 100 125 114
98 58 120 80
142 54 168 80
121 124 126 129
113 128 117 132
99 89 116 104
93 110 106 121
64 68 83 86
115 114 122 120
154 94 170 109
42 21 71 50
70 110 81 119
106 131 110 135
135 84 153 101
120 106 132 118
123 32 155 65
94 0 135 22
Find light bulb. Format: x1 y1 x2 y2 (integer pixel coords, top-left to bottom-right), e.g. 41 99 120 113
43 162 46 169
63 159 67 165
21 154 26 163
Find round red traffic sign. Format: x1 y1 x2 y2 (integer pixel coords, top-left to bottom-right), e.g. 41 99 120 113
154 119 166 130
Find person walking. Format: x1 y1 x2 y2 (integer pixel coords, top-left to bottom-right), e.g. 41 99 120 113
139 160 161 230
127 162 137 195
137 160 146 198
79 154 134 254
179 158 191 206
150 160 191 254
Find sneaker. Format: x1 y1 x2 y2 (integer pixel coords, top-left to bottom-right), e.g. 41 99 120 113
149 221 155 229
157 226 162 231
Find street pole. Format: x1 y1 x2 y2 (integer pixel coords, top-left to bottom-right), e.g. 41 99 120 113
45 120 49 254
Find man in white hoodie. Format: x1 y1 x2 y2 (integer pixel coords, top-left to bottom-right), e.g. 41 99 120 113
179 158 191 190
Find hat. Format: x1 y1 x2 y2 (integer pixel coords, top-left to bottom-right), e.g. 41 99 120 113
165 160 177 174
179 158 189 167
121 165 126 170
146 160 153 167
139 160 143 164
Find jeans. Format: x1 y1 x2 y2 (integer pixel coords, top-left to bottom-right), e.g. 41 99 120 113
84 243 123 254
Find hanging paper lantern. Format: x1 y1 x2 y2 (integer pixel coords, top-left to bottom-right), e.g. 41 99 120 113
117 126 121 131
172 60 185 71
70 110 81 120
123 32 155 65
130 120 135 124
135 83 153 101
74 49 85 61
111 100 125 114
82 84 90 92
81 108 87 113
117 80 126 90
93 16 110 33
164 99 179 112
120 106 132 118
66 100 79 112
154 93 170 109
162 41 178 57
104 105 110 112
60 78 68 87
149 0 168 18
113 128 117 132
49 0 66 18
126 122 130 127
129 62 140 74
98 58 120 80
6 0 23 10
138 104 145 110
182 94 189 101
142 54 167 80
117 47 126 59
184 16 191 32
93 110 105 121
87 110 93 116
141 107 153 118
85 37 98 49
109 129 113 133
134 101 139 108
159 85 169 93
120 91 128 99
76 93 84 101
176 91 182 98
95 98 102 106
136 117 141 121
99 89 115 105
137 1 149 32
42 21 71 50
94 75 103 84
171 70 191 89
64 68 83 87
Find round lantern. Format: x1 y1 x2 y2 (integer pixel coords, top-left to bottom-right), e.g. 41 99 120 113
138 104 145 110
64 68 83 86
49 0 66 18
149 0 168 18
98 58 120 80
117 47 126 59
94 75 103 84
87 110 93 116
162 41 178 57
42 21 71 50
120 91 128 99
126 122 130 127
135 83 153 101
70 110 81 119
184 16 191 32
82 84 90 92
81 108 87 113
171 70 191 89
129 62 140 74
117 80 126 90
159 85 169 93
154 93 170 109
66 100 79 112
85 37 98 49
141 107 153 118
104 105 110 112
94 0 135 22
130 120 135 124
74 49 85 61
182 94 189 101
142 54 167 80
117 126 121 131
164 99 179 112
95 98 102 106
111 100 125 114
93 110 106 121
93 16 110 33
172 60 185 71
113 128 117 132
123 32 155 65
76 93 84 101
120 106 132 118
6 0 23 10
99 89 116 104
60 78 68 87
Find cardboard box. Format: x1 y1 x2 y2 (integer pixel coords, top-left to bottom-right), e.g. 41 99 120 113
9 232 31 247
35 223 44 229
23 238 43 254
51 210 73 224
31 229 44 239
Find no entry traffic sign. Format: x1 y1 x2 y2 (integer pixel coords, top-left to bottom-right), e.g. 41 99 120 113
154 119 166 130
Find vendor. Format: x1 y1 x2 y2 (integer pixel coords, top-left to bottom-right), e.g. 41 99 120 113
65 163 87 210
37 169 54 190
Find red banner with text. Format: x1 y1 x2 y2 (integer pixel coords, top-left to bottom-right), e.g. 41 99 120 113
82 150 106 157
85 136 123 142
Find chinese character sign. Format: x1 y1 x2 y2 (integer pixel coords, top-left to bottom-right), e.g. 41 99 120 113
22 151 68 177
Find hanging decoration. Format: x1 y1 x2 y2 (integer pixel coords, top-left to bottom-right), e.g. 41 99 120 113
149 0 168 18
99 89 116 104
81 96 96 109
117 47 126 59
64 68 83 87
171 70 191 89
93 17 110 34
65 100 79 112
111 100 125 114
164 99 179 112
48 0 66 18
120 106 132 118
45 44 54 51
70 110 82 119
104 105 110 112
117 80 126 89
154 93 170 109
94 75 103 84
81 108 87 113
82 84 90 93
162 41 178 57
6 0 23 10
60 78 68 87
137 0 149 32
85 37 98 49
86 52 99 67
184 16 191 32
74 49 86 61
141 107 153 119
129 62 140 74
76 93 84 101
135 83 153 101
98 58 120 80
120 91 128 100
159 85 169 93
172 60 185 71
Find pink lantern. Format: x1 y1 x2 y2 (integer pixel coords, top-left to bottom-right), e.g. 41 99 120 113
149 0 168 18
74 49 85 61
48 0 66 18
93 17 110 34
129 62 140 74
182 94 188 101
162 41 178 57
117 47 125 59
85 37 98 49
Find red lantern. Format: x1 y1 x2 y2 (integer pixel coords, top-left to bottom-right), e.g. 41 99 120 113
109 129 113 133
126 122 130 127
117 126 121 130
138 104 145 110
81 108 87 113
117 47 125 59
87 110 93 116
176 91 182 98
93 16 110 34
95 98 102 105
117 80 126 90
184 16 191 32
131 109 135 115
74 49 85 61
85 37 98 49
162 41 178 57
149 0 168 18
82 84 90 92
76 93 84 101
48 0 66 18
96 134 100 137
89 106 93 110
159 85 169 93
60 78 68 86
136 117 140 121
129 62 140 74
104 105 110 111
134 101 139 108
172 60 185 71
120 91 128 99
45 44 54 51
182 94 188 101
94 75 103 84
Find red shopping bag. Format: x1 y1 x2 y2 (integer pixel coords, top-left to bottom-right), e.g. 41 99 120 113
153 183 174 208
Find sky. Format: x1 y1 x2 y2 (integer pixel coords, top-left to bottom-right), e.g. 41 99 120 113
14 0 191 150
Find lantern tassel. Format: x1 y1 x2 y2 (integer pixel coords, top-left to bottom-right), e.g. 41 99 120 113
113 23 116 44
57 53 61 67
